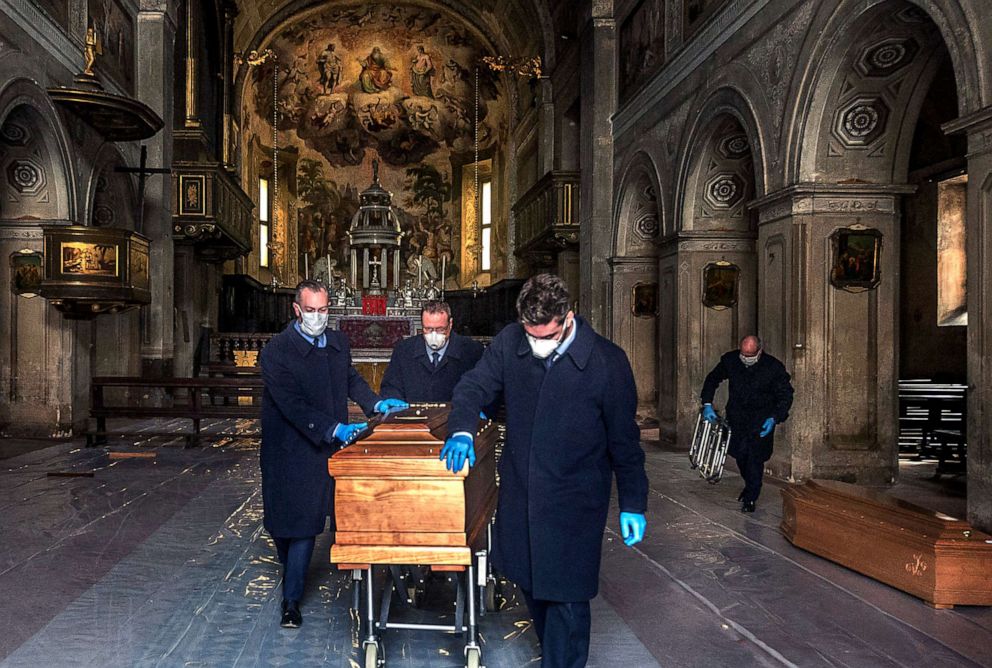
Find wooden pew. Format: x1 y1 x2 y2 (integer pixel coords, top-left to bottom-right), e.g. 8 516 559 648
782 479 992 608
88 376 263 447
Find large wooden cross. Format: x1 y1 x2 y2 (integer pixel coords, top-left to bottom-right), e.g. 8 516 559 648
115 145 171 234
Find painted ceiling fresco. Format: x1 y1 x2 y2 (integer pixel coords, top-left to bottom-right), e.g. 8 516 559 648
246 3 506 284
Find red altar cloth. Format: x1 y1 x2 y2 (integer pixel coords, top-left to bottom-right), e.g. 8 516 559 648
362 295 387 316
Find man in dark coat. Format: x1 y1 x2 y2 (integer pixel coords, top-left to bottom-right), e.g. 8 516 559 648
260 280 407 628
700 335 794 513
379 300 485 404
440 274 648 668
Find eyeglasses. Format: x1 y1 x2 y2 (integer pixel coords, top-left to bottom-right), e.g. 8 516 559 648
423 325 450 334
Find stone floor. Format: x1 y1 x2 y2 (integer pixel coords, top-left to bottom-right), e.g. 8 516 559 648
0 420 989 667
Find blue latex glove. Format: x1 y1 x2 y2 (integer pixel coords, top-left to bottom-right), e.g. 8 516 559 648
479 412 488 420
375 398 409 413
760 417 775 437
333 422 368 445
439 433 476 473
701 404 718 423
620 512 646 547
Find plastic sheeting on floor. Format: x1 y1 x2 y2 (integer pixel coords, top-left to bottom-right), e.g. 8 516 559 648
0 422 657 667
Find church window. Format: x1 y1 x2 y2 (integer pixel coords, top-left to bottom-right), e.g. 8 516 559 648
259 177 270 268
936 173 967 327
481 179 492 271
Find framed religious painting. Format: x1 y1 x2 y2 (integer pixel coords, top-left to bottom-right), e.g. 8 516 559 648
702 261 739 309
10 249 43 297
631 282 658 318
830 226 882 292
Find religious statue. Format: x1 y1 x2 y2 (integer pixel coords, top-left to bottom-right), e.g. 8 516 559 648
423 278 440 301
400 279 416 307
334 277 353 307
358 46 393 93
410 45 435 98
83 26 102 77
317 43 342 93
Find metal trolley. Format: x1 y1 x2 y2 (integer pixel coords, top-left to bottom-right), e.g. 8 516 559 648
351 520 498 668
688 410 732 482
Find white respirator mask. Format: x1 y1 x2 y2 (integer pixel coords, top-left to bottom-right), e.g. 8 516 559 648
740 352 761 367
424 331 447 350
299 311 329 338
526 317 571 359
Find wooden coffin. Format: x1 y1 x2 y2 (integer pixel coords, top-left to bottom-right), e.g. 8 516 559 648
328 405 497 568
781 479 992 608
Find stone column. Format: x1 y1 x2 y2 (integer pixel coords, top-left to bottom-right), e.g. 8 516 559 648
752 184 913 485
578 9 616 331
660 233 757 446
944 106 992 532
136 0 177 377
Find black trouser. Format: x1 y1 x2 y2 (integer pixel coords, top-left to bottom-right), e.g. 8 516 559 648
734 448 766 504
521 589 591 668
272 536 316 603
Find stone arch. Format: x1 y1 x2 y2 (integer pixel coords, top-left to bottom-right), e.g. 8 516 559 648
613 151 663 255
610 152 663 413
85 145 138 230
0 79 76 222
788 0 982 183
676 85 768 232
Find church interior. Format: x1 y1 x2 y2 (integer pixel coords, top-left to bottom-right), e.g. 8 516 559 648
2 0 992 665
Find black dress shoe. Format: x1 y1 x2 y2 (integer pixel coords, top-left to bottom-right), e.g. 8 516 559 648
741 501 756 513
737 490 746 502
281 600 302 628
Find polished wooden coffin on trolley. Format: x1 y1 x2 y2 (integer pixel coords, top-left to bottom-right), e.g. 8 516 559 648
328 405 498 568
782 479 992 608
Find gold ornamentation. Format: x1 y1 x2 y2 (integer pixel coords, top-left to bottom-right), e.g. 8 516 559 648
905 554 928 577
83 26 102 77
482 55 543 79
233 350 259 367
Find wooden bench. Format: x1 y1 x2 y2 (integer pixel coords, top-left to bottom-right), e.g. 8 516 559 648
898 380 967 469
782 479 992 608
88 376 263 447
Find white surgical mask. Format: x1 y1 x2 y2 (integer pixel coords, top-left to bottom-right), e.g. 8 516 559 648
527 318 570 360
740 352 761 367
300 311 328 338
424 331 447 350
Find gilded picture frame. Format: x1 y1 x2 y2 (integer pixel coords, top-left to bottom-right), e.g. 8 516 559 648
830 226 882 292
631 282 659 318
60 241 118 277
10 249 43 297
702 261 739 309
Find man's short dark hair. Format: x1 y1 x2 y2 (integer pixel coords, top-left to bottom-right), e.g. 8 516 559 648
295 279 328 304
421 300 451 320
516 273 570 326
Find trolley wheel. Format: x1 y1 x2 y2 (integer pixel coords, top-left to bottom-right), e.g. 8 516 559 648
364 642 381 668
465 647 482 668
484 578 500 612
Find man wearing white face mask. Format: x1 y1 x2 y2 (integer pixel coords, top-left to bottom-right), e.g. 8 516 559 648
259 280 407 629
379 301 486 406
700 335 794 512
441 274 648 668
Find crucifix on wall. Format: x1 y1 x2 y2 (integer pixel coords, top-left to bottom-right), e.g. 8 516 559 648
115 145 171 234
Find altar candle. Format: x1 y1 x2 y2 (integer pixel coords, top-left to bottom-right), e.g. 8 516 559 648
441 255 446 293
304 254 309 279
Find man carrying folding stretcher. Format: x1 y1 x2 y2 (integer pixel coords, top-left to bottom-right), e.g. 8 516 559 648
441 273 648 668
700 335 794 513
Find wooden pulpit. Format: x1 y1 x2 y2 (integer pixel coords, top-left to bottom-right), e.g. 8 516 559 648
328 405 498 568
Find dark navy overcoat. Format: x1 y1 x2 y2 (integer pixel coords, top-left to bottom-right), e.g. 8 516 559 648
379 332 485 403
448 317 648 602
700 351 794 462
260 324 379 538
